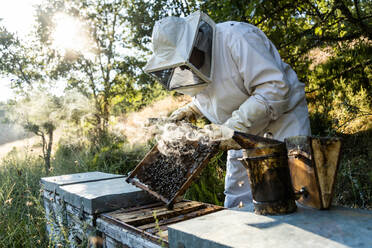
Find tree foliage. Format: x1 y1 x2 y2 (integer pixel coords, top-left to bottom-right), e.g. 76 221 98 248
34 0 152 136
0 25 43 91
1 0 166 141
126 0 372 133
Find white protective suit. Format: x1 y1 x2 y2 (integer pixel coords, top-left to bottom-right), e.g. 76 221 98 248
144 12 311 208
192 21 311 208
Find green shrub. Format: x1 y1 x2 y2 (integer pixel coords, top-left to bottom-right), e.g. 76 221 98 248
184 151 227 206
88 141 150 175
333 130 372 209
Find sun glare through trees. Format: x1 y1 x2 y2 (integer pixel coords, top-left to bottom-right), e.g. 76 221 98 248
51 12 93 58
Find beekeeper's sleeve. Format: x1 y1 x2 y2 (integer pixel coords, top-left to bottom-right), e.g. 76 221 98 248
224 31 292 134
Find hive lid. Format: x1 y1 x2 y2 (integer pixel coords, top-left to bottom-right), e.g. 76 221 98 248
58 177 156 214
40 171 124 193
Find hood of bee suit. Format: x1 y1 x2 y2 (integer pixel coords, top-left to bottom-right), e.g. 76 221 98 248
144 11 216 95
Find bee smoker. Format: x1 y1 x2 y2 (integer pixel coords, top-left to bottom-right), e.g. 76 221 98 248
234 132 297 215
233 132 342 215
285 136 342 210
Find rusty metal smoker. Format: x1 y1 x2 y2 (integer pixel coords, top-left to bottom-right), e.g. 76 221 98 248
233 132 342 215
233 132 297 215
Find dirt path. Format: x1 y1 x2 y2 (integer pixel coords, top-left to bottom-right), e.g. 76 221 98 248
0 130 63 161
0 135 41 160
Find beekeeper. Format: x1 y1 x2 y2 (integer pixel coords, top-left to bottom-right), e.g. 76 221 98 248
144 11 311 208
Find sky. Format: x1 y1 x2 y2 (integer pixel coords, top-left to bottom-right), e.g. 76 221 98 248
0 0 42 102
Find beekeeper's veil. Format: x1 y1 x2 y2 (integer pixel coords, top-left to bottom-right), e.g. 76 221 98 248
144 11 215 96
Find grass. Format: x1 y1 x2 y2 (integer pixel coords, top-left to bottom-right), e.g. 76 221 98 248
0 149 50 247
333 130 372 209
0 143 101 247
0 139 151 247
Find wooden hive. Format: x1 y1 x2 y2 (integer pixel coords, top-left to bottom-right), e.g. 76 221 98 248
99 200 223 247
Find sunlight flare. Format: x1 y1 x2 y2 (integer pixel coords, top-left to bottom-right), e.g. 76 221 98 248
51 13 93 57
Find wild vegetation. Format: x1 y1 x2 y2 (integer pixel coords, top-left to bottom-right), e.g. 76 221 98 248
0 0 371 247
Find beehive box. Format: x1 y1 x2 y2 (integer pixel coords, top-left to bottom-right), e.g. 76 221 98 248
41 171 224 247
41 171 156 247
97 200 223 247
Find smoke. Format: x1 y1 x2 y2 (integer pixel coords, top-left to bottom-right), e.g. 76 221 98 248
154 122 234 156
117 96 191 145
115 95 235 155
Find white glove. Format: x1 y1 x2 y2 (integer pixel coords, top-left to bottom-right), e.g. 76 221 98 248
219 139 242 150
223 94 271 134
203 124 241 150
223 116 249 133
169 102 202 122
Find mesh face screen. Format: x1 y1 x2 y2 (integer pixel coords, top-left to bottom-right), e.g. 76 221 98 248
150 68 174 90
169 66 204 90
193 20 213 77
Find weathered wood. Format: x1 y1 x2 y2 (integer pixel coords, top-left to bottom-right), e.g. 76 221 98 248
285 136 342 209
110 201 202 219
137 204 223 231
100 200 224 247
312 138 342 209
111 201 205 226
108 201 164 215
97 217 163 248
241 143 297 215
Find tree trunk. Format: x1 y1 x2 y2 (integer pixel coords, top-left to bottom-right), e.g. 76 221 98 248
44 129 53 173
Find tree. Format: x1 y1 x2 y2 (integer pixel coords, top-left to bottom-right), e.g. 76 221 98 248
7 88 93 172
0 24 43 92
33 0 166 142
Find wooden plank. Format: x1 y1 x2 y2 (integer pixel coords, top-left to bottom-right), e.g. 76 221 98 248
98 215 167 247
107 201 164 215
312 138 342 209
101 201 224 246
109 201 171 219
123 202 205 227
112 201 205 226
138 204 224 231
111 201 202 220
